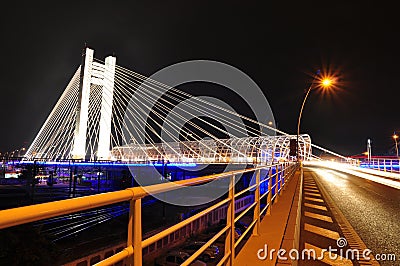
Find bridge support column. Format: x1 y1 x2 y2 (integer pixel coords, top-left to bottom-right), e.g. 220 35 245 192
97 55 116 160
72 47 93 159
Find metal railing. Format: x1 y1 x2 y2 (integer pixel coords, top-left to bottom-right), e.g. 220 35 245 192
0 161 298 266
360 158 400 174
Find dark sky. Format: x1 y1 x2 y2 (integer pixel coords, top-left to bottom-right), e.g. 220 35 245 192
0 1 398 156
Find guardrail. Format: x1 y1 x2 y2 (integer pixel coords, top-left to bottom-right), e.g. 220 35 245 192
360 158 400 174
0 161 298 266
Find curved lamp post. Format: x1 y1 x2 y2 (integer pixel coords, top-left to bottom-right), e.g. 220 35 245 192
297 71 335 161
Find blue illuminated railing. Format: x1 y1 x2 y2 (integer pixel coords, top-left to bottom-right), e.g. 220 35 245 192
360 158 400 174
14 160 198 168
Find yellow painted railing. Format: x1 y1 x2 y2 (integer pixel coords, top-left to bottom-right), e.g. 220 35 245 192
0 161 298 266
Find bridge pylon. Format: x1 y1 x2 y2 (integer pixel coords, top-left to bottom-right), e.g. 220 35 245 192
71 47 116 160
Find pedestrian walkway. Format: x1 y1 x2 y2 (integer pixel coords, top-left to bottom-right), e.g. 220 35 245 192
234 170 301 265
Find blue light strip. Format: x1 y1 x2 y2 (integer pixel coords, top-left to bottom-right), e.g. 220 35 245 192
360 164 400 169
13 161 197 168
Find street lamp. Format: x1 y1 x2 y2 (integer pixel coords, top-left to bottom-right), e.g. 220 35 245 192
393 133 399 157
297 71 335 161
18 147 26 158
367 139 372 163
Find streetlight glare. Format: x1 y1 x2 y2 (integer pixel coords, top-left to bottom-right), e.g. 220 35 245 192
315 73 342 98
318 74 336 90
322 78 333 88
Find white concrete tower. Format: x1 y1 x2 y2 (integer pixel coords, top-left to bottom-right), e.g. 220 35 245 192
97 56 116 160
72 47 94 159
71 47 116 160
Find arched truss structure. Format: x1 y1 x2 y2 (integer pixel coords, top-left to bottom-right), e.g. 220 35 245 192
24 47 313 163
111 134 312 164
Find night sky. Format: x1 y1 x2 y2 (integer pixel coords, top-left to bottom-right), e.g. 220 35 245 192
1 1 398 156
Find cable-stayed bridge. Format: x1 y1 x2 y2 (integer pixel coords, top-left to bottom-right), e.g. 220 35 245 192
24 47 315 164
2 48 399 266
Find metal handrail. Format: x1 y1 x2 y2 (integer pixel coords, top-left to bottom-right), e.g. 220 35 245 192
361 158 400 173
0 161 298 266
0 165 259 228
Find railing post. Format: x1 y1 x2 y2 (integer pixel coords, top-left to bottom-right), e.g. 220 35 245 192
277 164 281 196
267 166 272 215
275 164 279 202
127 200 133 264
127 198 142 266
396 159 399 173
253 169 261 236
225 174 235 265
281 162 285 191
391 159 393 173
133 198 142 266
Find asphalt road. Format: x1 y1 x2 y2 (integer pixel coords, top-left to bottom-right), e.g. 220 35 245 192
308 167 400 265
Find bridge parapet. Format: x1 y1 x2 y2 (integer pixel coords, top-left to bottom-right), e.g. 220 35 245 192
0 161 298 265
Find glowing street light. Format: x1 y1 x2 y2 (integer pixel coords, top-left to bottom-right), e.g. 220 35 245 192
297 71 337 161
393 133 399 157
321 78 333 88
